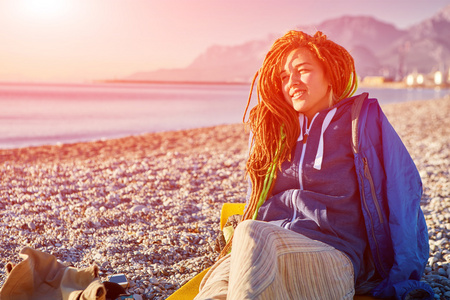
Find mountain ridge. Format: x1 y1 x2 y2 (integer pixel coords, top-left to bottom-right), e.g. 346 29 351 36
127 5 450 83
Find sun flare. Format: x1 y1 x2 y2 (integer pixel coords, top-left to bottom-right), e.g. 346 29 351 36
19 0 71 20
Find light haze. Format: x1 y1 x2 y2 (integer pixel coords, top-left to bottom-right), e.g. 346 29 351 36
0 0 448 82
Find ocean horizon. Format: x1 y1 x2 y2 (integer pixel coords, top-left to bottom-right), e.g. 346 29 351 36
1 81 448 150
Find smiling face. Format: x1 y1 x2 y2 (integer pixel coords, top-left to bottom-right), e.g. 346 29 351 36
280 48 332 120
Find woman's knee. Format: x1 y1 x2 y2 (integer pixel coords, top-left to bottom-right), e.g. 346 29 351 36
234 219 261 238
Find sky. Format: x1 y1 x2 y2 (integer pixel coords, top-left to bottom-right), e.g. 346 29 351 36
0 0 449 83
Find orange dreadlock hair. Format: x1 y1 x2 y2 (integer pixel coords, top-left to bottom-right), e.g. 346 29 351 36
219 30 357 258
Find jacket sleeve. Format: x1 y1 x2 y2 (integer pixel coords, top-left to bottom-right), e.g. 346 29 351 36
360 100 433 299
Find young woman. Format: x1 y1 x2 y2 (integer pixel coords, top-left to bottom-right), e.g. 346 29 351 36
195 31 433 299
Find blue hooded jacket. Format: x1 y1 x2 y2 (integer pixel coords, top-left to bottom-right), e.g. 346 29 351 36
351 93 432 299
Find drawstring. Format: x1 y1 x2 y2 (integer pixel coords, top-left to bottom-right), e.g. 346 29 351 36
297 114 305 142
313 108 337 170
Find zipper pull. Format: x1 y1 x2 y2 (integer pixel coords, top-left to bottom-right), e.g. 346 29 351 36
303 133 308 144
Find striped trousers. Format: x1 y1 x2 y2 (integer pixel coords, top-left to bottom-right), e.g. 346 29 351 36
195 220 355 300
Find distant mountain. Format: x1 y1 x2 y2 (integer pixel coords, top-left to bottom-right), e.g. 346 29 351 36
379 4 450 78
298 16 407 80
127 5 450 82
128 37 275 83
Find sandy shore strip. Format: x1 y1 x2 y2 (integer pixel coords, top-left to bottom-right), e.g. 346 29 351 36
1 95 449 299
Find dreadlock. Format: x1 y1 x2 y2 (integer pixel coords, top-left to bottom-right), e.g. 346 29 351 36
219 30 357 258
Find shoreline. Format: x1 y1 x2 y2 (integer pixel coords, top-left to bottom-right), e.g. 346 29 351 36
1 78 449 89
1 92 448 152
1 97 449 299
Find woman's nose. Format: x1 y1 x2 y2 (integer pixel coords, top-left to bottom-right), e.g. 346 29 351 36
289 71 301 85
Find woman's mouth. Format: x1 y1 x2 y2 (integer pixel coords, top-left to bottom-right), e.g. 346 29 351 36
291 90 305 100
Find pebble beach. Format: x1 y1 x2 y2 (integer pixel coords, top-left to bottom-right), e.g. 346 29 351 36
0 95 449 299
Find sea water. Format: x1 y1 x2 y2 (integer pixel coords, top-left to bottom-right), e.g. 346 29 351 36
0 82 448 149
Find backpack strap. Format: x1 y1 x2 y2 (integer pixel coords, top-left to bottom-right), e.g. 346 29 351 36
351 92 369 155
